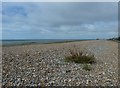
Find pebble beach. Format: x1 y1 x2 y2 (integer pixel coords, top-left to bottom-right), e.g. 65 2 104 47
2 40 119 86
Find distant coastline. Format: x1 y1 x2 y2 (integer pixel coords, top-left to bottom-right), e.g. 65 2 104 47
2 39 96 47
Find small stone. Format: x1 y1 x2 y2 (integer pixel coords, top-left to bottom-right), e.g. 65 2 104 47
16 55 19 57
86 80 89 85
95 79 98 84
62 71 66 74
49 81 55 86
33 74 36 77
103 72 105 75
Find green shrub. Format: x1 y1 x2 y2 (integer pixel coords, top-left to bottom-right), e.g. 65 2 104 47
82 64 91 71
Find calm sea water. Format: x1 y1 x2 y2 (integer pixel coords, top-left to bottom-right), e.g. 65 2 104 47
2 39 84 46
2 39 95 46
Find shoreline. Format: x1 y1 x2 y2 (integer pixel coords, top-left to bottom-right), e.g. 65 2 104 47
2 40 92 47
2 39 109 47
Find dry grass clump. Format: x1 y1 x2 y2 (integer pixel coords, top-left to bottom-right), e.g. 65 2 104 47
65 48 96 64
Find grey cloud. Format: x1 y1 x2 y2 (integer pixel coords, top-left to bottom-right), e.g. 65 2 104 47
2 2 118 39
27 2 117 25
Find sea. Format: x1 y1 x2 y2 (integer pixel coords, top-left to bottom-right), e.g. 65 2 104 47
2 39 90 46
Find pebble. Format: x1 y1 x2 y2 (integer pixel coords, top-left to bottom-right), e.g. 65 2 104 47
2 40 118 86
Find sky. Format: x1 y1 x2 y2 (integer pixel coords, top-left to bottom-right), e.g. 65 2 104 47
2 2 118 39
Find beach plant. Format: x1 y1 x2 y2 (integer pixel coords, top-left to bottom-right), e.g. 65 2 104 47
65 47 96 64
82 64 91 71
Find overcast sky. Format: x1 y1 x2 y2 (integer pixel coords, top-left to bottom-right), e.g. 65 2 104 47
2 2 118 39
